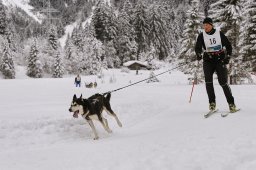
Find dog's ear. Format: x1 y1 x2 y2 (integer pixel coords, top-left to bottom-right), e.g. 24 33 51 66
73 94 77 100
80 94 82 99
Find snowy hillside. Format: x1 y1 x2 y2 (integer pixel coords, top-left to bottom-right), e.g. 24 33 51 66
2 0 41 23
0 69 256 170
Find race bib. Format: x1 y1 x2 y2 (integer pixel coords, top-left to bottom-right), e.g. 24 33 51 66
203 29 222 52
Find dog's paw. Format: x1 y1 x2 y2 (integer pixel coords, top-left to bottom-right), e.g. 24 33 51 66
107 129 113 133
93 136 99 140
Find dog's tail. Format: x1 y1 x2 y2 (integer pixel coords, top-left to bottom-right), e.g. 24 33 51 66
104 93 111 101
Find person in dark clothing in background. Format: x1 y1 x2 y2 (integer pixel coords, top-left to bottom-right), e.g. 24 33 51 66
195 17 237 112
74 74 81 87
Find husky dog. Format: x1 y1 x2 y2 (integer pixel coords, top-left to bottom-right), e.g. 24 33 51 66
85 82 94 88
93 82 97 88
69 93 122 140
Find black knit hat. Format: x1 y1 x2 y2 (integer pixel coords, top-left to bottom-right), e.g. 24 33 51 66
203 17 213 25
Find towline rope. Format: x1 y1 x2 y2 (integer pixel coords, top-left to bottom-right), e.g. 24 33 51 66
102 63 187 95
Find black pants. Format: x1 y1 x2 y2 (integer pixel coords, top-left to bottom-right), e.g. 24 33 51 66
203 60 235 105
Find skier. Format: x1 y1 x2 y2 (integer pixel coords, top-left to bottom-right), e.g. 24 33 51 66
195 17 237 112
74 74 81 87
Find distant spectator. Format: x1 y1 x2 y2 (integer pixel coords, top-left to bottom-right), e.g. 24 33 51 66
75 74 81 87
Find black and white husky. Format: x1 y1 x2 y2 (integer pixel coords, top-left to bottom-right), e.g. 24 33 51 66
69 93 122 140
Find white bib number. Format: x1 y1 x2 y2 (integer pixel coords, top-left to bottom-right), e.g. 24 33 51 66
203 29 222 52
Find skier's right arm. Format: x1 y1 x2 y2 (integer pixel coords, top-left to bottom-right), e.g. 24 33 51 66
195 33 204 60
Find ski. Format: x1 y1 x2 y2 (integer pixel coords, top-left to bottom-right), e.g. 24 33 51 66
204 109 219 118
221 108 241 117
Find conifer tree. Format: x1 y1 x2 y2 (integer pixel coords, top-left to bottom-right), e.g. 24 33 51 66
133 1 150 60
43 25 59 74
147 71 159 83
27 41 43 78
172 5 187 55
71 23 84 51
104 41 120 68
1 44 15 79
123 0 134 18
116 1 136 65
0 3 7 35
148 4 169 60
239 0 256 73
52 51 64 78
48 25 58 51
92 3 117 43
178 0 203 79
64 34 81 74
80 37 104 75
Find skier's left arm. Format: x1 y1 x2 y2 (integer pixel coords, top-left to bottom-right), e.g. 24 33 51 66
220 32 232 56
220 32 232 64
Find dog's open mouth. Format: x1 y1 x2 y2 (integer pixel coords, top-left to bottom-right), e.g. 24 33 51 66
73 110 79 118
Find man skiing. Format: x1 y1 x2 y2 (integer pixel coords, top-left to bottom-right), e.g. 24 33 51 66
195 17 237 113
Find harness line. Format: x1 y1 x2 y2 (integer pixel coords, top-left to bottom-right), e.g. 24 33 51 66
102 63 186 95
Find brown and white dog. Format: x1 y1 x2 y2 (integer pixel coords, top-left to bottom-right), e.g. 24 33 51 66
69 93 122 140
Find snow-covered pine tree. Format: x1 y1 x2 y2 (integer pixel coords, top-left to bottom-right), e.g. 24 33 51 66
173 4 187 55
209 0 242 84
116 2 136 65
64 34 73 60
203 0 218 16
148 4 169 60
141 45 158 70
88 38 104 75
0 2 7 35
71 23 84 51
133 1 150 60
52 51 64 78
116 34 137 65
64 34 80 74
239 0 256 73
104 41 120 68
161 3 178 59
91 3 117 43
27 41 43 78
48 25 58 51
0 43 15 79
43 25 59 75
147 71 159 83
79 37 104 75
122 0 134 18
178 0 204 81
0 34 4 61
83 22 95 38
5 21 17 53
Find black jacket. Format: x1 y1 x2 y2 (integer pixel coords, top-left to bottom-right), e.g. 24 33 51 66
195 28 232 61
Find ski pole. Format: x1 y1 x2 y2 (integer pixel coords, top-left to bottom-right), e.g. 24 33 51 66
189 61 199 103
189 79 195 103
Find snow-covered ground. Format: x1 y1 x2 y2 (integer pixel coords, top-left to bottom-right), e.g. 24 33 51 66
0 68 256 170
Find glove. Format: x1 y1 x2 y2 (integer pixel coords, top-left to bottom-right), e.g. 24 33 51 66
196 53 202 61
223 56 230 64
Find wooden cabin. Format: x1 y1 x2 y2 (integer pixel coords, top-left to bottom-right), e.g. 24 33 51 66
123 60 148 70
